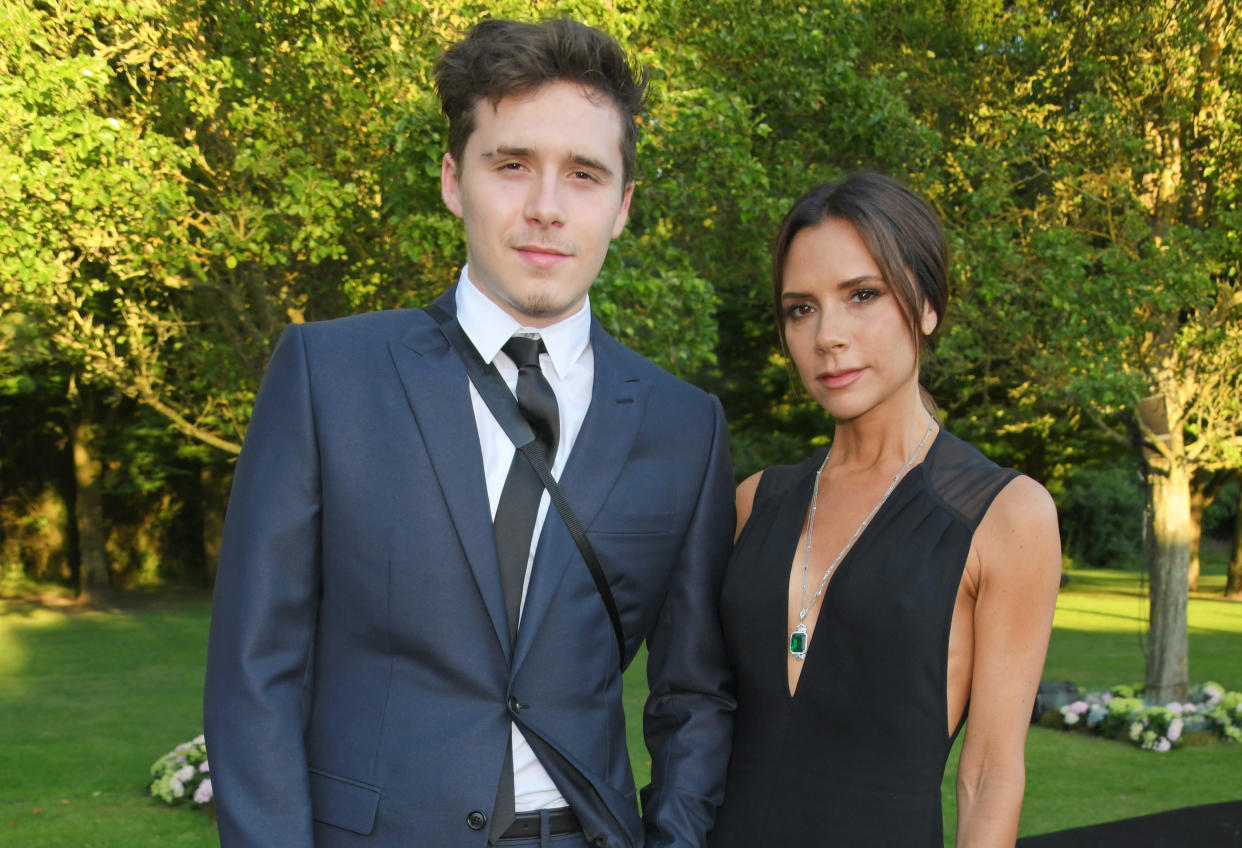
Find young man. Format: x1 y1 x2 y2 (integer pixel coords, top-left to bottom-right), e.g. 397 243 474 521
203 18 735 848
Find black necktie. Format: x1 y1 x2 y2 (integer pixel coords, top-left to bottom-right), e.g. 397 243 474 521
490 334 559 842
493 335 559 644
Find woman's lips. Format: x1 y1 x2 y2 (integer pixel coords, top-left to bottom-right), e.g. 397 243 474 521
817 368 864 390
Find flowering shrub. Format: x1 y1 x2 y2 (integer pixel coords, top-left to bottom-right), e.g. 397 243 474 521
1042 682 1242 753
149 734 212 807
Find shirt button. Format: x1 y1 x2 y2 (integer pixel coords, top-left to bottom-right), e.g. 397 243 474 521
466 810 487 830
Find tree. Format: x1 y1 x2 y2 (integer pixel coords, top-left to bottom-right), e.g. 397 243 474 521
1228 485 1242 599
1189 469 1236 590
0 0 731 587
955 0 1242 701
2 0 727 460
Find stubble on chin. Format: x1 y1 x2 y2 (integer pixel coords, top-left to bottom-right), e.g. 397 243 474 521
510 291 583 322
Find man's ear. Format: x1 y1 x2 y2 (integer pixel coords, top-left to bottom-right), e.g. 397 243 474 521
441 153 464 219
610 181 634 239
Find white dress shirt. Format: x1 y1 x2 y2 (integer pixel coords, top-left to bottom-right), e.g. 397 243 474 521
454 267 593 811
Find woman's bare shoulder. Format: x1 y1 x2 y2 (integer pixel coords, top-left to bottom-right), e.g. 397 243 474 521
975 473 1061 582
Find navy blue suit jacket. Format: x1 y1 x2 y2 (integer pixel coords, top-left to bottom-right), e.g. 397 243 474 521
203 290 736 847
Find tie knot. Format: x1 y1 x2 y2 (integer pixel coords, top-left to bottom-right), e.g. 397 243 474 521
502 335 545 369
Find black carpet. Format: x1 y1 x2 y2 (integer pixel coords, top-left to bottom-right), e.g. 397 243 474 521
1016 800 1242 847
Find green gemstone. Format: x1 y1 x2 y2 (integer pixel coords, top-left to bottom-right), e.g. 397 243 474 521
789 631 807 654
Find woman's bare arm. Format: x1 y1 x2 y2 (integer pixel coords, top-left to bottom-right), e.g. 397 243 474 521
956 475 1062 847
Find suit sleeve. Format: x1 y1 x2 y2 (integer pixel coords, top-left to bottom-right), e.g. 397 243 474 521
640 395 737 847
203 324 321 847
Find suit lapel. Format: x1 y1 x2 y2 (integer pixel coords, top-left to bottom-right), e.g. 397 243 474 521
389 290 511 660
513 322 650 670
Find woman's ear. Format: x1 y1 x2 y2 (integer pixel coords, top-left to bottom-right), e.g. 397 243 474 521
921 300 939 336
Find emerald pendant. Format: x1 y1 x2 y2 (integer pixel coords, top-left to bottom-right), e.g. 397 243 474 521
789 623 808 660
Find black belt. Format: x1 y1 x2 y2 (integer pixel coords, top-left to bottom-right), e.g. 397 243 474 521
498 808 581 841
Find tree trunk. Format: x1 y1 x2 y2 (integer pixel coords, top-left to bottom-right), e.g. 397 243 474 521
201 464 228 586
72 417 109 600
1145 462 1191 703
1188 487 1205 591
1226 485 1242 600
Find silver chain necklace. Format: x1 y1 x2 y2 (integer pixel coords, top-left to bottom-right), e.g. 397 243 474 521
789 418 936 660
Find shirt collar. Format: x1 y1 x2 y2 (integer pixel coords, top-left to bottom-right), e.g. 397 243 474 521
454 266 591 381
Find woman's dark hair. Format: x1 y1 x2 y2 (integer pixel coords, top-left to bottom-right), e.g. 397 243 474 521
435 18 648 184
771 172 949 360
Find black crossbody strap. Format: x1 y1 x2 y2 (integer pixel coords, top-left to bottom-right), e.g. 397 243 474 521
425 305 625 668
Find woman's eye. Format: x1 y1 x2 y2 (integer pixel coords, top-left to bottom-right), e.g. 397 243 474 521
851 289 880 303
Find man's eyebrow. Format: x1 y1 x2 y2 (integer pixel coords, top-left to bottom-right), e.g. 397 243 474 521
482 146 615 179
569 153 614 178
483 146 533 160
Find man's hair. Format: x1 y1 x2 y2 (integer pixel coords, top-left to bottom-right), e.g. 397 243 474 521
435 18 648 185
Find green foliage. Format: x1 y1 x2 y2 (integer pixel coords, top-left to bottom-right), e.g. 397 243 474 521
1059 466 1145 569
2 0 1241 588
1203 481 1240 540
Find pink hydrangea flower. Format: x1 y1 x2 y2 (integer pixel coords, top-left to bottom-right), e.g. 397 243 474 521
193 779 213 805
1070 700 1089 715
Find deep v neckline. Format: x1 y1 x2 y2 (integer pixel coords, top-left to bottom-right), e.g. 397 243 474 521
783 433 941 700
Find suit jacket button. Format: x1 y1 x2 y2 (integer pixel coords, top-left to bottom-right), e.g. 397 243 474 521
466 810 487 830
508 696 525 713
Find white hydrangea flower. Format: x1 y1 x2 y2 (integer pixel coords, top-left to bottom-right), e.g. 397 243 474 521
1167 718 1184 743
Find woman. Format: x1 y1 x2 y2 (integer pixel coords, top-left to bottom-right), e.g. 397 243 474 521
708 173 1061 846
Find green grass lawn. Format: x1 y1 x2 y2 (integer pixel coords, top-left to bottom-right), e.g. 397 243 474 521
0 595 218 847
2 564 1238 846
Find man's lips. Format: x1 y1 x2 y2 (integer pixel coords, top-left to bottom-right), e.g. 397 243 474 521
817 368 865 390
514 245 570 269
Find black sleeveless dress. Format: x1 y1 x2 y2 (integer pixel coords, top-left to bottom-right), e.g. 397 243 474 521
707 431 1019 847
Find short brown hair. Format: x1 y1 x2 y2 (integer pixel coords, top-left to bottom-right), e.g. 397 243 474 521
771 172 949 360
434 18 648 184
